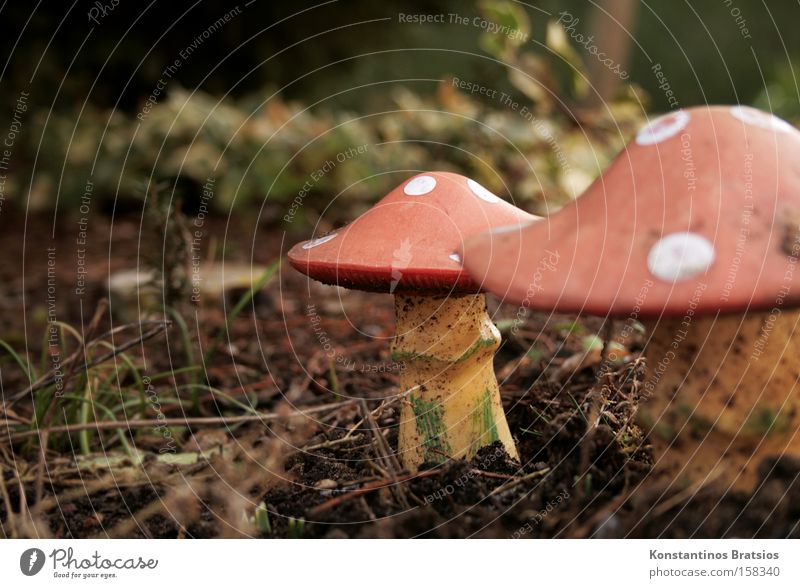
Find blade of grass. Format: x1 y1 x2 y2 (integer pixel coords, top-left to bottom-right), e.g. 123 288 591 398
9 319 170 405
94 343 145 389
568 392 588 424
178 383 259 416
328 357 339 395
164 306 197 386
530 405 549 424
111 393 191 417
0 339 35 382
254 501 271 534
93 343 145 413
79 379 93 455
9 399 355 440
148 366 201 381
59 393 134 456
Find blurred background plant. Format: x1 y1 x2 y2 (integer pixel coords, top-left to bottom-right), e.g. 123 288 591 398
3 0 797 228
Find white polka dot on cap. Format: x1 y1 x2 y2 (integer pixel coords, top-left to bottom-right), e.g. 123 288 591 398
467 179 501 203
302 233 337 249
403 175 437 196
647 232 715 282
636 110 691 145
730 105 796 134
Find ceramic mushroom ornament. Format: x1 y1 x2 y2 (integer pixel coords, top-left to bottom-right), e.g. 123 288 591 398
289 172 538 471
462 105 800 490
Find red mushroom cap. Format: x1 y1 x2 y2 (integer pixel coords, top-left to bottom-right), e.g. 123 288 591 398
462 105 800 317
288 171 538 294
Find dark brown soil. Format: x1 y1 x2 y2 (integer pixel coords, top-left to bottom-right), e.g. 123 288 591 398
1 212 799 539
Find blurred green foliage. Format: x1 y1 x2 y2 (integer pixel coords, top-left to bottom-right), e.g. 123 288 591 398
5 0 799 224
3 1 799 114
12 4 644 227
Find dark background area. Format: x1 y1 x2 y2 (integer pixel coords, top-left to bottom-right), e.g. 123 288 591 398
1 1 799 221
2 1 798 115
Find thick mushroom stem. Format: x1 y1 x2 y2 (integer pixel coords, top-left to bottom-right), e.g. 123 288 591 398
638 311 800 490
392 293 519 471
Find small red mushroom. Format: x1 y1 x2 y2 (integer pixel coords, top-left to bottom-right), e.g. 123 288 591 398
462 105 800 489
289 171 538 470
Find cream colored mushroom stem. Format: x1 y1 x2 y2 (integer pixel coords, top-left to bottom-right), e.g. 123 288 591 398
638 311 800 490
392 293 518 471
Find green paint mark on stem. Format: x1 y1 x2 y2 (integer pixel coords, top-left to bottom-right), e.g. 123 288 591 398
391 335 496 364
456 336 498 363
474 389 499 445
411 396 451 462
391 349 433 363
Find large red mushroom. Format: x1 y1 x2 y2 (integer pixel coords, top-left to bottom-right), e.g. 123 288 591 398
289 172 538 471
462 105 800 489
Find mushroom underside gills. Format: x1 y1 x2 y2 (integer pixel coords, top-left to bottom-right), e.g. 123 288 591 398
638 311 800 490
392 293 518 471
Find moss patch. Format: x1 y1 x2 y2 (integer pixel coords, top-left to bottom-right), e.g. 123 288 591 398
744 407 790 436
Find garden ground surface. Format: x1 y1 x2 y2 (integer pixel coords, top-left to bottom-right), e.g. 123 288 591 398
1 212 798 538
